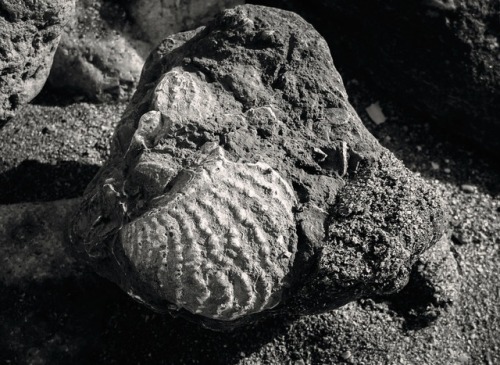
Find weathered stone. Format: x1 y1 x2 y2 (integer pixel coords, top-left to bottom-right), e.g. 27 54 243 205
0 0 74 122
125 0 244 46
70 5 447 330
252 0 500 154
47 0 150 101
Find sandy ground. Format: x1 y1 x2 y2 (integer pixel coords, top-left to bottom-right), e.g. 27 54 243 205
0 78 498 364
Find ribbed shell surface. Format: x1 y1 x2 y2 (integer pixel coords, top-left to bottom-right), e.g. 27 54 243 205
120 152 297 320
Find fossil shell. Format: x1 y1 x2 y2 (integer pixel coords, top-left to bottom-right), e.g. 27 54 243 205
153 69 218 127
120 147 297 320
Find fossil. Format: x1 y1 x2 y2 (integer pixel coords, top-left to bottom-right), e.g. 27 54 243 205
67 5 447 330
120 145 297 320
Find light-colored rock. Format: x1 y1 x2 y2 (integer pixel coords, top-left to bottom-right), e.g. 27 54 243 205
48 0 150 101
0 0 74 122
122 144 297 320
126 0 245 45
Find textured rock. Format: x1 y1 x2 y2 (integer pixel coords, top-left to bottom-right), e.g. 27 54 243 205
381 235 461 329
70 5 447 329
121 144 297 320
47 0 150 101
0 0 74 123
252 0 500 154
125 0 244 46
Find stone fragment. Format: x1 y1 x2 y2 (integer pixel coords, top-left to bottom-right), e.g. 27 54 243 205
47 0 150 101
70 5 447 329
365 102 386 125
0 0 74 123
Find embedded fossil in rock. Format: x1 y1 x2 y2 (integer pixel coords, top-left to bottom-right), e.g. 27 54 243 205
69 5 447 330
121 144 297 320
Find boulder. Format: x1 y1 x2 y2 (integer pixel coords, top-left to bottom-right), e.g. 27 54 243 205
0 0 74 123
47 0 150 102
69 5 447 330
251 0 500 154
125 0 244 46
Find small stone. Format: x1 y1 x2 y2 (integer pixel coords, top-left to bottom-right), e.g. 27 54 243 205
341 350 352 360
365 102 387 125
461 184 475 193
431 162 440 170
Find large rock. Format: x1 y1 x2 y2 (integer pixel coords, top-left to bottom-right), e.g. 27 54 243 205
252 0 500 154
69 5 447 330
125 0 244 46
0 0 74 123
47 0 150 102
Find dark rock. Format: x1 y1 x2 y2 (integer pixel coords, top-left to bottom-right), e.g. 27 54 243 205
124 0 244 46
251 0 500 154
69 5 447 330
47 0 150 102
0 0 74 122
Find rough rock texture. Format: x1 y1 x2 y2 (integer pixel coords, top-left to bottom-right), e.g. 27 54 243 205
70 5 447 329
0 0 74 123
119 144 298 320
47 0 150 102
125 0 244 46
252 0 500 154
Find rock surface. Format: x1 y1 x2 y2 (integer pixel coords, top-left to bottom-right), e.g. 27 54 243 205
70 5 447 329
47 0 150 102
252 0 500 154
0 0 74 123
125 0 244 46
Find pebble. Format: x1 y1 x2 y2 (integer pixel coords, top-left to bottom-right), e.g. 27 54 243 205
341 350 352 360
461 184 475 193
365 102 387 125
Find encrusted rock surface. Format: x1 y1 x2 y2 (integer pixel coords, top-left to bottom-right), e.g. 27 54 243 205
70 5 447 329
252 0 500 154
0 0 74 122
47 0 150 101
125 0 244 46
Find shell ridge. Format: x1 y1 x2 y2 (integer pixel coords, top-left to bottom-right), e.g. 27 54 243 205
162 212 181 305
233 165 295 217
195 189 259 315
206 186 273 312
170 206 210 310
217 170 288 280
